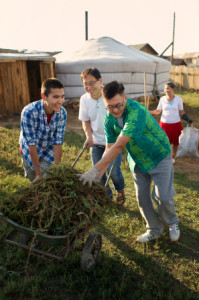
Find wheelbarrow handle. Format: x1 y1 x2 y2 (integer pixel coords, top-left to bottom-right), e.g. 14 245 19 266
71 147 86 168
105 158 116 187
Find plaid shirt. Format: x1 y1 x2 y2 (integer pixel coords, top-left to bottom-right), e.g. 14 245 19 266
19 99 67 169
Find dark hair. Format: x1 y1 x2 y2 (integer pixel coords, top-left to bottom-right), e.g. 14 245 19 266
102 81 125 100
81 67 101 81
41 78 64 97
165 81 175 89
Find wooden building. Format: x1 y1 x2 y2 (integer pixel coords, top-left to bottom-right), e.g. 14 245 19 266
0 53 55 117
173 52 199 66
128 43 158 56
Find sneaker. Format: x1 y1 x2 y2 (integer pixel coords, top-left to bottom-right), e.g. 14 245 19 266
137 231 160 243
169 223 180 241
172 158 175 164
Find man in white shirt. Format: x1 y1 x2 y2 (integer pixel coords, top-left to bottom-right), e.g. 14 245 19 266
78 68 125 205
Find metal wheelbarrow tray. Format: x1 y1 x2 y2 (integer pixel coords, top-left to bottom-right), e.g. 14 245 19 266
0 211 102 272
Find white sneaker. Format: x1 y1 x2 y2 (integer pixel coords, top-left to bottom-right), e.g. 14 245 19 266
169 223 180 241
172 158 175 164
137 231 160 243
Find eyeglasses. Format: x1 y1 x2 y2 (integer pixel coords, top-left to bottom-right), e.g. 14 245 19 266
106 98 125 111
83 80 98 88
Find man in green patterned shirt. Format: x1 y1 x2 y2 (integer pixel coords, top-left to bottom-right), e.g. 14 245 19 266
79 81 180 243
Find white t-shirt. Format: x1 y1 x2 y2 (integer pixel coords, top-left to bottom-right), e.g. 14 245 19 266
78 92 107 145
157 95 183 123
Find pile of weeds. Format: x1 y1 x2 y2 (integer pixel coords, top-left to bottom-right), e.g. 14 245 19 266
0 164 110 234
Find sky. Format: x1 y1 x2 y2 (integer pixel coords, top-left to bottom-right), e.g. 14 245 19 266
1 0 199 58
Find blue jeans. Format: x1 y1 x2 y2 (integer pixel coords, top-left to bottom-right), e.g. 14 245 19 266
90 144 125 198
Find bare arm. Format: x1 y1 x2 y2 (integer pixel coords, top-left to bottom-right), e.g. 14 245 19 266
149 109 162 115
53 144 62 164
82 120 93 148
179 109 185 116
105 143 114 151
95 135 130 178
29 145 42 178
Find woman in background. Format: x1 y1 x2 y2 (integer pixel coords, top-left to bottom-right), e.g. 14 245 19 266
150 82 192 164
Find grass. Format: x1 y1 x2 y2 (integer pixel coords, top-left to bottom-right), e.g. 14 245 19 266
0 91 199 300
176 90 199 112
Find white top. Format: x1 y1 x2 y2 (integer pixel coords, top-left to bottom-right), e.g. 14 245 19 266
78 93 107 145
157 95 183 123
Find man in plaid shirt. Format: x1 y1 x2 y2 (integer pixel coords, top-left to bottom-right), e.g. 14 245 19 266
19 78 67 183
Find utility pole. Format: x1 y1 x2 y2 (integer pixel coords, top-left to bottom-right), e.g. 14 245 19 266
171 12 175 64
85 11 88 40
159 12 176 60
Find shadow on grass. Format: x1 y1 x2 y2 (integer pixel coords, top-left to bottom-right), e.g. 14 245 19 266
0 244 144 300
0 220 198 300
0 158 23 176
109 197 199 263
174 172 199 192
98 224 198 299
141 225 199 266
165 224 199 261
113 200 199 263
111 201 142 220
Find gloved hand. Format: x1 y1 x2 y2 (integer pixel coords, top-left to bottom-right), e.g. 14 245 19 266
181 113 193 124
79 166 100 187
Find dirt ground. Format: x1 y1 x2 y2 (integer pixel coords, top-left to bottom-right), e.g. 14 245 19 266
0 102 199 181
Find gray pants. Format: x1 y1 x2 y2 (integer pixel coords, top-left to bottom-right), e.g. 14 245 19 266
133 154 179 236
19 152 52 182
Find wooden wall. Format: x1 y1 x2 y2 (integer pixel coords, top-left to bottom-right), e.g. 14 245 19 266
170 65 199 90
40 62 54 83
0 60 30 116
0 60 54 116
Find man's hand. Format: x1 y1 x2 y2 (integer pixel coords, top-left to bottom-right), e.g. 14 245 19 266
31 175 42 184
84 137 93 148
79 166 100 187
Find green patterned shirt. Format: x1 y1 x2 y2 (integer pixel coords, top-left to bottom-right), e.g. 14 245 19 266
104 99 171 174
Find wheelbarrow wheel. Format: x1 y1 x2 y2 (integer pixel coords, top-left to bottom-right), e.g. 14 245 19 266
81 231 102 272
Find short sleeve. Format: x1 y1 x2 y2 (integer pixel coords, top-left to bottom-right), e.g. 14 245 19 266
157 97 163 110
104 116 117 143
78 95 89 121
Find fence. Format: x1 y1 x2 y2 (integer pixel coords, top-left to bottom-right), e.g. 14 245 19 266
170 65 199 90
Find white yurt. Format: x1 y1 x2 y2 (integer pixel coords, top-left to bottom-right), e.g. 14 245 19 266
55 37 171 102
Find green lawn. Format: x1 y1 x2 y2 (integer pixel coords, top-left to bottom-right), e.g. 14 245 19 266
0 92 199 300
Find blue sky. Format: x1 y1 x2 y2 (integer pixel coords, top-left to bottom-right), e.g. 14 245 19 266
1 0 198 57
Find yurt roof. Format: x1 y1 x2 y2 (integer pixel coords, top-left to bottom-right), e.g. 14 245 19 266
56 37 171 73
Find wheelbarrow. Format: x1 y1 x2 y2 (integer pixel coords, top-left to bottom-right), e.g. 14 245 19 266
0 211 102 272
0 147 114 272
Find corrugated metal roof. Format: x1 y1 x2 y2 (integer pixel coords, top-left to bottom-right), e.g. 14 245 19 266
0 52 55 61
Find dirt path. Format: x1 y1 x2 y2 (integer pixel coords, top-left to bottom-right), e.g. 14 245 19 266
0 104 199 181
